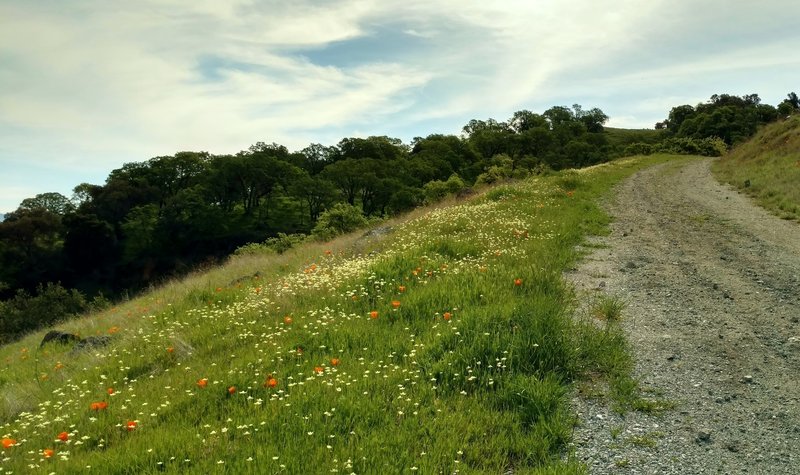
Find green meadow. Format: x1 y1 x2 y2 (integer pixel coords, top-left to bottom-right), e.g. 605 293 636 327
1 155 680 474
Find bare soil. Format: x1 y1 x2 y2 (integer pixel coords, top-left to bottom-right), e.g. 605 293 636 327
569 157 800 474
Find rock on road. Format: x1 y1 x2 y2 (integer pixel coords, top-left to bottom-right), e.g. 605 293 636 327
569 157 800 474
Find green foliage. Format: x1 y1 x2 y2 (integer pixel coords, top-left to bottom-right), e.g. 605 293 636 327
657 137 727 157
234 233 306 256
422 174 467 204
311 203 369 240
659 93 781 146
0 283 87 343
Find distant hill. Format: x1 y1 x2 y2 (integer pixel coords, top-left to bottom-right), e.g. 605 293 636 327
604 127 665 149
712 115 800 220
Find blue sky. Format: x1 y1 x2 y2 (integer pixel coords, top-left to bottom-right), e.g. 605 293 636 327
1 0 798 212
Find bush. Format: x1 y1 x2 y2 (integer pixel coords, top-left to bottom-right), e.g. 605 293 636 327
655 137 727 157
623 143 655 156
0 282 88 343
311 203 369 240
422 180 449 204
234 233 306 256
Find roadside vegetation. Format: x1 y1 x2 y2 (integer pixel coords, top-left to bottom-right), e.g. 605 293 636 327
0 154 680 473
712 114 800 221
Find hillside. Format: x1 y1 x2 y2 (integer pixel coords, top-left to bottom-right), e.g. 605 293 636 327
0 156 678 473
712 115 800 220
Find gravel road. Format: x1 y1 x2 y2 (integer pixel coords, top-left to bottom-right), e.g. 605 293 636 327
568 157 800 474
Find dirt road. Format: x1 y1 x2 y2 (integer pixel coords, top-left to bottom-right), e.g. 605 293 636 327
570 157 800 474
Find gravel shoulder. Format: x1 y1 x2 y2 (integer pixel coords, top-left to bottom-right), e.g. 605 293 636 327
568 157 800 474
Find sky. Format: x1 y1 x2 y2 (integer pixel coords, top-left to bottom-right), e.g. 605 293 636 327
1 0 798 213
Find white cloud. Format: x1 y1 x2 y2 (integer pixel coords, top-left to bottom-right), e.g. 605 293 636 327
1 0 798 211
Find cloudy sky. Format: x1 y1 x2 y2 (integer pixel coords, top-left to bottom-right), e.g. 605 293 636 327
1 0 798 212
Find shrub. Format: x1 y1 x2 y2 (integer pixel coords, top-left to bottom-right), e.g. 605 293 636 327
311 203 368 240
234 233 306 256
0 282 88 343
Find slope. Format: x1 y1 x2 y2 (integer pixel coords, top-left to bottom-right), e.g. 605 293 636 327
712 115 800 220
0 155 678 474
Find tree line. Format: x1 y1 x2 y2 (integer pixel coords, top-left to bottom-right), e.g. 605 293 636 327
1 93 797 341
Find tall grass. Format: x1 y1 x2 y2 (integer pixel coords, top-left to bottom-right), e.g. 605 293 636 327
713 115 800 220
0 154 680 473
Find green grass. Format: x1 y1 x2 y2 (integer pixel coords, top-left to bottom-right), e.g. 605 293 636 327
604 127 665 150
0 154 685 473
712 115 800 221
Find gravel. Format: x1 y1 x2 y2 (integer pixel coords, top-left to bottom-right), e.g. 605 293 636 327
567 158 800 474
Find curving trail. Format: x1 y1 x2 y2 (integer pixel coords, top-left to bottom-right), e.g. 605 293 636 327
570 157 800 474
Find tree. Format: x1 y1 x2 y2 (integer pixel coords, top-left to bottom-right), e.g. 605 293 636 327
290 174 338 222
18 192 75 215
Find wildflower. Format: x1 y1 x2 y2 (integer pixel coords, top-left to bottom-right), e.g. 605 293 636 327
108 326 120 334
197 378 208 389
90 401 109 411
227 386 237 395
314 366 324 374
283 316 293 325
55 362 64 370
330 358 340 366
443 312 452 321
167 347 174 354
265 377 278 388
566 190 575 197
398 285 406 292
126 420 138 431
369 311 379 319
57 431 69 442
514 278 522 286
2 438 16 449
43 448 55 458
107 387 115 395
216 287 222 292
391 300 401 309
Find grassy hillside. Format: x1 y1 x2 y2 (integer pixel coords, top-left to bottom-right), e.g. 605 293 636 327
0 156 681 473
712 115 800 220
604 127 664 149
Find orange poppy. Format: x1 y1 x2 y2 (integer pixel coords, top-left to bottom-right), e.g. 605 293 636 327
107 387 115 395
265 377 278 388
398 285 406 292
43 448 54 458
108 326 119 334
57 431 69 442
126 420 137 431
227 386 236 395
443 312 452 321
369 310 379 319
314 366 323 374
90 401 109 411
2 438 16 449
166 347 174 354
54 362 64 370
330 358 340 366
391 300 401 309
514 278 522 286
283 316 293 325
197 378 208 389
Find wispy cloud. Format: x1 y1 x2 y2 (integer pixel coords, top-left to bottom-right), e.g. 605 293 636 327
1 0 798 211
